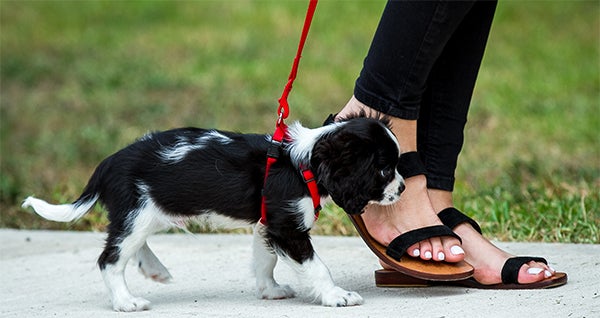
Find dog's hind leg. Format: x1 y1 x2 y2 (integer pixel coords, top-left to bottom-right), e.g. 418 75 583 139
252 223 295 300
99 229 152 312
99 203 170 311
136 242 172 283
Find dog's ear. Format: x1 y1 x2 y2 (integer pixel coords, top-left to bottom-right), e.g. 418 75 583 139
311 131 373 215
327 180 370 214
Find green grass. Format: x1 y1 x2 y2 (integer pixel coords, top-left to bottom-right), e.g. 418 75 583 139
1 1 598 243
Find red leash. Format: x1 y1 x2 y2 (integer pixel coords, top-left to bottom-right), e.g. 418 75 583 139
260 0 319 226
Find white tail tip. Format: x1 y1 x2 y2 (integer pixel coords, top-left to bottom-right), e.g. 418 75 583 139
22 196 95 222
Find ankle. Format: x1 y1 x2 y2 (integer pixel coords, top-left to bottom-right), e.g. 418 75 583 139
427 189 453 212
404 174 428 192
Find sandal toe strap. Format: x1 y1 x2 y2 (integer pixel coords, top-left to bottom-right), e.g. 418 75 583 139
501 256 548 284
386 225 461 261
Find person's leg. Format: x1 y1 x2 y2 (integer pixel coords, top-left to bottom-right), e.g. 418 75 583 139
419 0 555 283
339 1 479 262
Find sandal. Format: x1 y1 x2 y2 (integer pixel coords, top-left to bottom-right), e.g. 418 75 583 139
375 208 568 289
349 214 474 281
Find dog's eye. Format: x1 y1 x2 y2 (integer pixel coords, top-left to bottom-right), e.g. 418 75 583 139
379 168 393 178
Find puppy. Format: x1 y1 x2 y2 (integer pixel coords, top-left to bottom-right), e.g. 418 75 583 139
22 115 405 311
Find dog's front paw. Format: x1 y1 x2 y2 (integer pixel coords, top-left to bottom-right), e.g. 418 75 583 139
258 284 296 300
320 286 363 307
112 296 151 312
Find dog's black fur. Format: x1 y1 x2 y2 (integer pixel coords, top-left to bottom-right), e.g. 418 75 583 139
23 114 404 311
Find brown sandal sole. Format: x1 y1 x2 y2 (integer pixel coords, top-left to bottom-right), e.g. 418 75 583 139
375 269 568 289
348 214 473 281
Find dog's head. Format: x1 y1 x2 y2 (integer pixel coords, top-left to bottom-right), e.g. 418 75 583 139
310 115 405 214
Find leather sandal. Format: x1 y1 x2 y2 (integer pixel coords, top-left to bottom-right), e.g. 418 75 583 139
349 214 473 281
375 207 568 289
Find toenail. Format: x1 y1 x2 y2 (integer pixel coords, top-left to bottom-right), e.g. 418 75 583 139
412 249 420 257
437 252 445 261
450 245 464 255
549 266 556 273
424 251 432 259
544 270 552 278
527 267 543 275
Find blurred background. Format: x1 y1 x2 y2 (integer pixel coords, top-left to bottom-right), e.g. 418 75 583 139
1 0 598 243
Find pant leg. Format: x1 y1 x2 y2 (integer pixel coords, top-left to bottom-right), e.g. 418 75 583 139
354 0 477 120
417 0 498 191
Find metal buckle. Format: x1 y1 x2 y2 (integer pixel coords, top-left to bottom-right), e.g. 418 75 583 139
267 138 282 159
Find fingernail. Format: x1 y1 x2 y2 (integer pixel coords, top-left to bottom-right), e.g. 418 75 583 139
450 245 465 255
437 252 445 261
527 267 544 275
412 249 420 257
424 251 432 259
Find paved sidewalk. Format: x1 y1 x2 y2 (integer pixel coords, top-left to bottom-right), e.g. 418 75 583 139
0 229 597 317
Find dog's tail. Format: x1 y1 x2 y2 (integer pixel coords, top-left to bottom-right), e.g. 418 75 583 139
22 157 110 222
22 194 98 222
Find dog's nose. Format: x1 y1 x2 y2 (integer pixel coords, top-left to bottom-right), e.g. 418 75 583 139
398 182 406 194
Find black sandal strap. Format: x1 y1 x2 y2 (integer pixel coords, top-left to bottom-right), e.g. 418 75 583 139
438 207 482 234
501 256 548 284
386 225 461 261
397 151 427 178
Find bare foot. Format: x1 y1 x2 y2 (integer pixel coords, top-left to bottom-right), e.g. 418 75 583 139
363 175 465 263
428 189 556 285
453 221 555 284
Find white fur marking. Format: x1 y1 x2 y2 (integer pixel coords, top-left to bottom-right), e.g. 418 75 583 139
22 195 98 222
374 171 404 205
200 130 232 145
159 130 232 163
384 124 401 154
281 254 363 307
189 211 254 230
136 242 172 283
102 188 171 311
286 121 346 165
252 223 296 300
139 132 154 142
292 197 317 231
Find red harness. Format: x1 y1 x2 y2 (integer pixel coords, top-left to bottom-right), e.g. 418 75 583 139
259 0 319 226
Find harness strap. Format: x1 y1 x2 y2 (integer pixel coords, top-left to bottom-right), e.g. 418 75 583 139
260 121 288 225
300 166 322 220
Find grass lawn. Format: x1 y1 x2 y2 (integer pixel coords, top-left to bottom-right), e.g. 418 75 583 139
1 0 598 243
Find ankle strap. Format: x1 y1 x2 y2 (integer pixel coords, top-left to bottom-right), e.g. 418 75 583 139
397 151 427 178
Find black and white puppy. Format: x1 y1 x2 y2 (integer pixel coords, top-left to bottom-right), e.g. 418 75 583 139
22 114 405 311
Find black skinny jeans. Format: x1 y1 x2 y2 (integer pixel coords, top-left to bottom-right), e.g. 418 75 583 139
354 0 497 191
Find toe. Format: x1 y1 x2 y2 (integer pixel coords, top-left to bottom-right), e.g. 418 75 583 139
419 240 433 260
407 243 420 258
429 237 445 261
441 237 465 262
519 262 552 284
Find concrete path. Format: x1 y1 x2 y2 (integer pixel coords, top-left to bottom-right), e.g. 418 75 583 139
0 229 597 317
